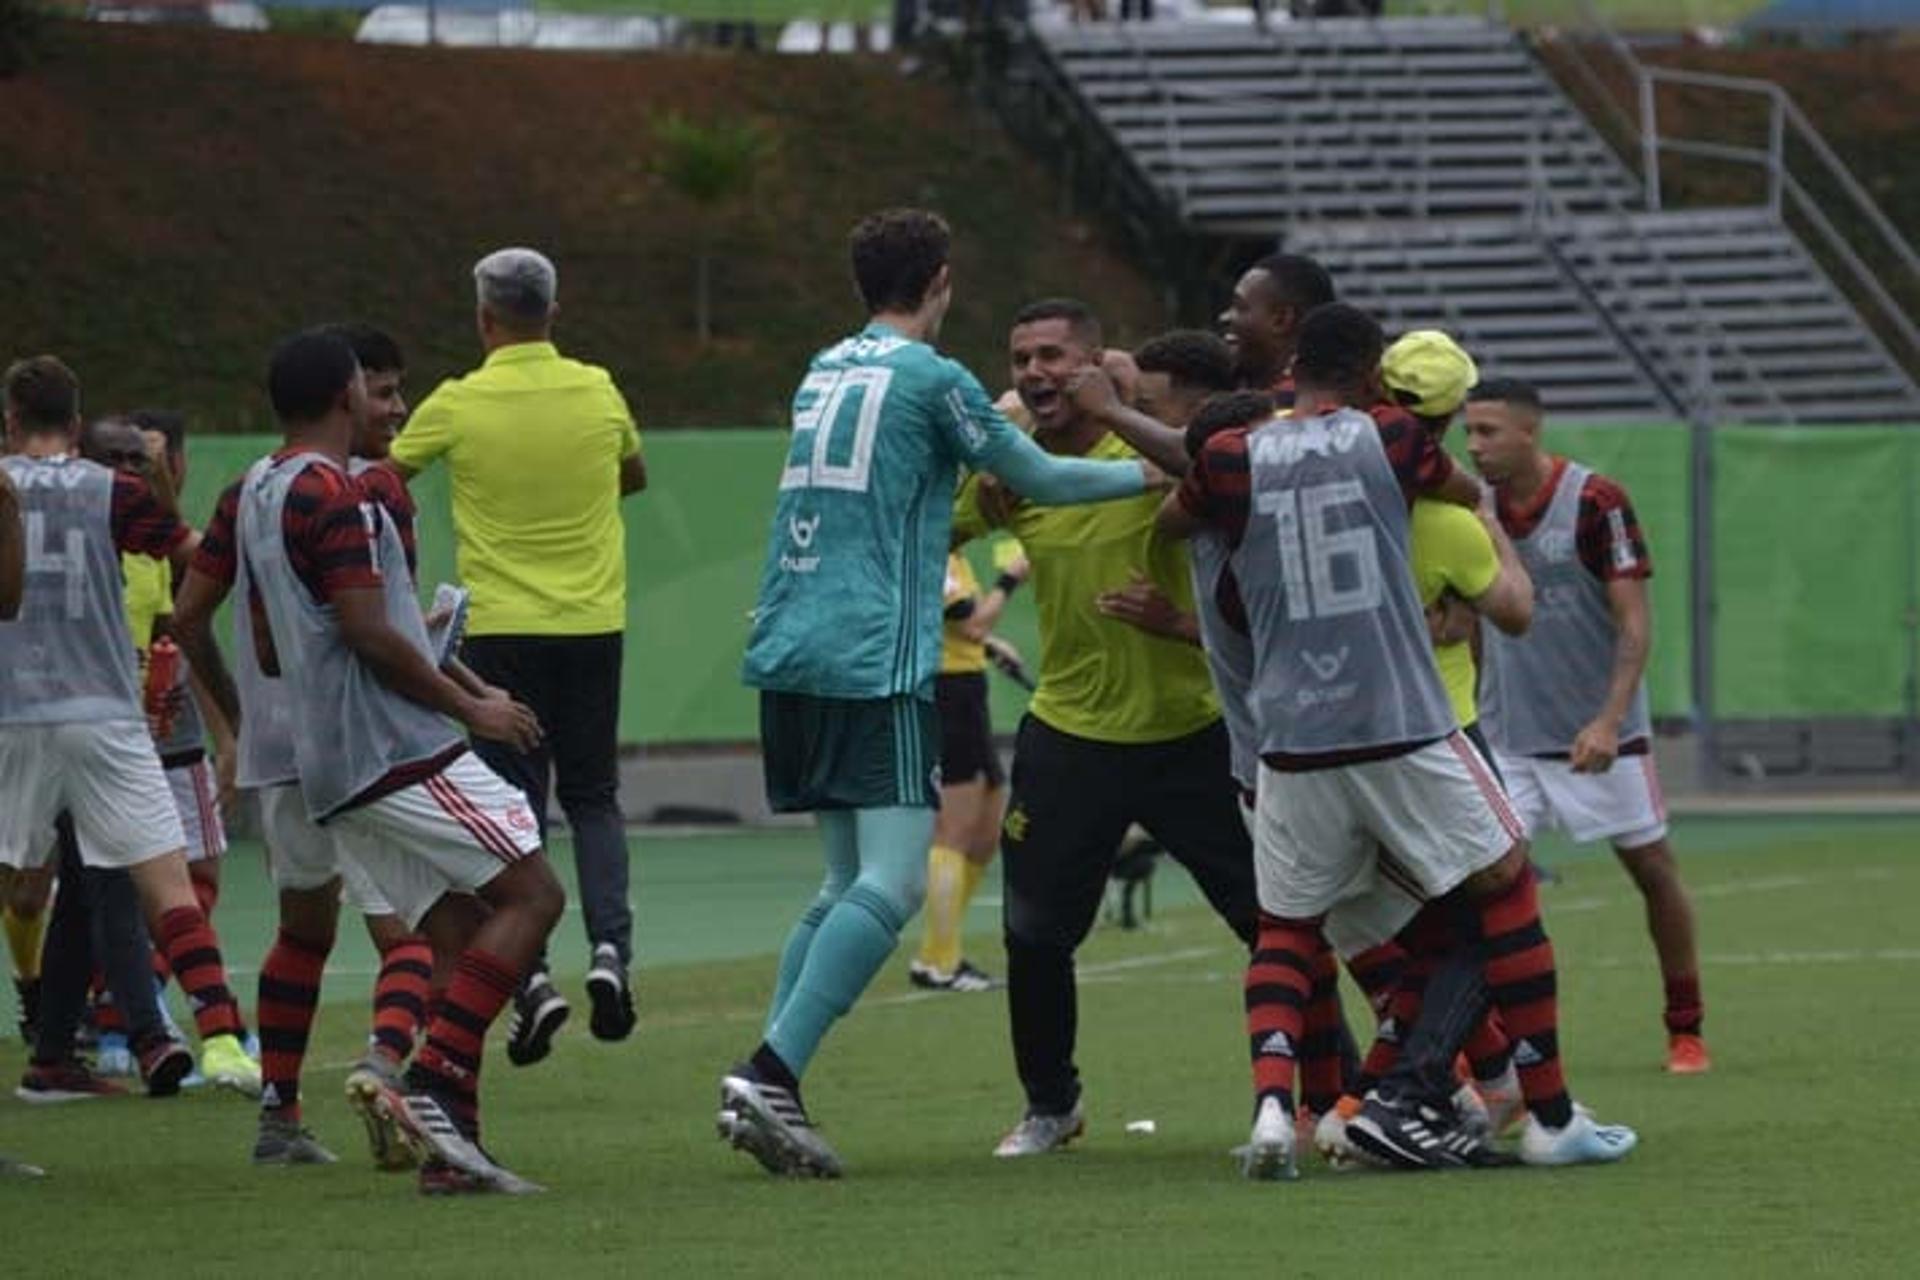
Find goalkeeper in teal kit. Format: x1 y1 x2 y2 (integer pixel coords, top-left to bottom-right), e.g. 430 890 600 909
717 208 1156 1178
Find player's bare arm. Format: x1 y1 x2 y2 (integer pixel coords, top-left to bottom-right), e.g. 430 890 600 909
1154 487 1203 541
1095 573 1201 646
170 567 244 726
957 553 1028 643
0 469 22 619
1571 576 1652 775
1466 509 1534 637
332 585 543 752
1063 367 1191 477
619 452 648 496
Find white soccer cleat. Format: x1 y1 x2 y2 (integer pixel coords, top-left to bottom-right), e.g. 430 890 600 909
993 1106 1086 1158
1312 1106 1364 1171
1474 1062 1526 1137
1239 1096 1299 1182
1519 1108 1638 1167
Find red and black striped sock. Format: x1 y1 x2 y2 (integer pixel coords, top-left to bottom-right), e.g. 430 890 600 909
1465 1010 1512 1082
256 930 330 1120
1354 955 1430 1095
1298 944 1349 1117
1476 867 1572 1128
192 877 219 920
370 937 435 1067
407 949 517 1141
1663 973 1704 1037
1245 913 1320 1115
1345 942 1407 1021
153 907 243 1041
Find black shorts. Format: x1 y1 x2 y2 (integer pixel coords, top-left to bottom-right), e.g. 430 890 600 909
935 672 1004 788
759 690 940 813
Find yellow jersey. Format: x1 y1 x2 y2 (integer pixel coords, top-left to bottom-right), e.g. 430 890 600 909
391 341 641 637
954 432 1218 744
940 553 988 675
1409 499 1501 727
122 551 171 660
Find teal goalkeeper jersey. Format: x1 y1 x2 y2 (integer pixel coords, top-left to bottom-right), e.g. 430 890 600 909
743 321 1144 701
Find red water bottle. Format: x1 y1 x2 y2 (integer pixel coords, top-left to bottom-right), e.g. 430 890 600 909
147 635 181 739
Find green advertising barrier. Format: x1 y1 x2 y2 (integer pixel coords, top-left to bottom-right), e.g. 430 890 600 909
175 420 1914 744
1711 427 1918 717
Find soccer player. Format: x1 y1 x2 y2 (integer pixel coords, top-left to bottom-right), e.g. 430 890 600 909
954 299 1261 1160
1165 305 1635 1178
719 208 1155 1179
174 323 485 1170
220 329 567 1193
909 542 1029 992
1465 378 1710 1074
390 248 645 1063
1219 253 1336 402
0 355 258 1102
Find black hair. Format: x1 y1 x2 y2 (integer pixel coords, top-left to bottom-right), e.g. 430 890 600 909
267 329 360 426
1135 329 1235 393
318 323 405 375
1291 303 1385 391
128 408 186 459
849 208 951 314
1248 253 1337 312
1011 297 1102 350
1466 377 1545 414
2 355 80 430
1184 390 1275 459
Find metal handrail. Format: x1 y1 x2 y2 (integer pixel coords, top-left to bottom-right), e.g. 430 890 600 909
1548 0 1920 369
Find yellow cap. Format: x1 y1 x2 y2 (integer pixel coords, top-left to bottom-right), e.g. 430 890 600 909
1382 330 1478 419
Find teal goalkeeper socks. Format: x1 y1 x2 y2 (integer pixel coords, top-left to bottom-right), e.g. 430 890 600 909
763 806 934 1078
765 811 860 1035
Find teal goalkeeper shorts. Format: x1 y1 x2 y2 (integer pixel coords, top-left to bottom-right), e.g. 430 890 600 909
759 691 940 813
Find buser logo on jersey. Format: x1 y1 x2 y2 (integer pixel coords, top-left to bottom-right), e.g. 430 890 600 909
780 514 823 574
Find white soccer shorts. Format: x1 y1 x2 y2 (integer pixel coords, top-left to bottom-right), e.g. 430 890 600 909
167 758 229 863
1253 733 1524 922
257 783 394 917
0 721 186 871
1496 751 1668 850
327 753 543 930
1237 789 1421 959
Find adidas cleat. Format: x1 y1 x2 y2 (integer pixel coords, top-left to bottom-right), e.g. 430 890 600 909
717 1067 843 1178
993 1106 1086 1158
584 944 637 1043
346 1057 416 1171
1238 1096 1299 1182
136 1036 194 1098
1313 1104 1367 1172
1347 1094 1515 1171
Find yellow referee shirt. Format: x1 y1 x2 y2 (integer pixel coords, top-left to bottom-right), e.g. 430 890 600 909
123 551 171 659
391 341 641 637
953 433 1218 745
1409 499 1501 727
941 553 988 676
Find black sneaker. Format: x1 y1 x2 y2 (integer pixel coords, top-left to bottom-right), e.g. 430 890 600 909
584 944 637 1042
504 972 570 1067
14 977 39 1047
1347 1093 1516 1171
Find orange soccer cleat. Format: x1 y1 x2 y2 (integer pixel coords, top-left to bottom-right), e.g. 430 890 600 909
1666 1033 1713 1075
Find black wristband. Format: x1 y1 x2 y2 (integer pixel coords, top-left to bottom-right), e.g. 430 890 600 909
994 572 1023 597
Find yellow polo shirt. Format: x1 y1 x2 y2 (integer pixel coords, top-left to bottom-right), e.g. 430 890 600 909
1409 499 1500 727
940 553 988 676
123 552 171 658
953 432 1219 744
391 341 641 636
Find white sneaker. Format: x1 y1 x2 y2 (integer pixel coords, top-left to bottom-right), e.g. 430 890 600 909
993 1106 1085 1157
1475 1062 1525 1137
1519 1108 1638 1166
1239 1096 1298 1181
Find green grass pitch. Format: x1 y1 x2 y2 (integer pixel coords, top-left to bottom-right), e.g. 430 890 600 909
3 814 1916 1276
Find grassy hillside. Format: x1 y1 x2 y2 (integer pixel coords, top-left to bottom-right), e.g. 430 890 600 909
0 23 1168 430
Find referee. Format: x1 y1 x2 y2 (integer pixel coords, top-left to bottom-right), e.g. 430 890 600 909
390 247 646 1063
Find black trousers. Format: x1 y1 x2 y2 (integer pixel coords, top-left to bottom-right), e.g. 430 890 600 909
1001 715 1257 1115
36 818 168 1063
463 632 632 965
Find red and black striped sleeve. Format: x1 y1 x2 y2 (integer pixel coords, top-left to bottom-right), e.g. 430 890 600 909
189 479 245 587
109 471 191 558
1177 427 1253 546
1372 404 1456 507
355 462 418 578
1576 474 1653 582
283 465 382 604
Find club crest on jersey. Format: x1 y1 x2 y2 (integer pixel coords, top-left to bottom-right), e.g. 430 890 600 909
1535 529 1576 564
1003 805 1029 843
503 804 536 835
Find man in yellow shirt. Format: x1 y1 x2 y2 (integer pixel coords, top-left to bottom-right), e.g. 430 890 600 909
391 247 647 1063
957 301 1258 1158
